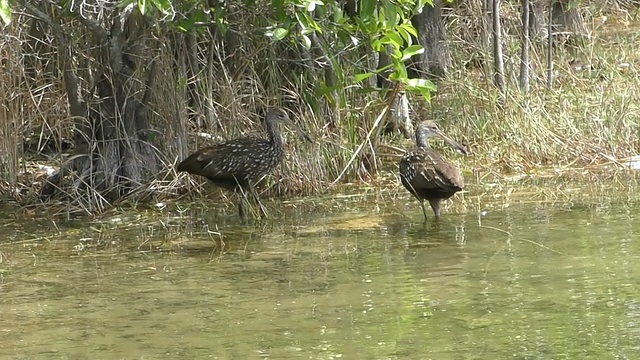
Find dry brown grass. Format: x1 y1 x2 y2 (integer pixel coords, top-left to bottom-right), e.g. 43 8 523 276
430 8 640 176
1 3 640 217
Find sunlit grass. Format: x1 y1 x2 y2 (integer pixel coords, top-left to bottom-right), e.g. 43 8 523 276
2 5 640 216
429 11 640 176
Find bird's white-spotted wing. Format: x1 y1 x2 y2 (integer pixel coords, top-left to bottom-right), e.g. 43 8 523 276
399 148 464 192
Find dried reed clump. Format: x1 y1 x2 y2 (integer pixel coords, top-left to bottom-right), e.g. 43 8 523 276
3 4 640 216
429 21 640 176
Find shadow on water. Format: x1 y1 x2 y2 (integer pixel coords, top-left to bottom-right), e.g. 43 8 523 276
1 175 640 359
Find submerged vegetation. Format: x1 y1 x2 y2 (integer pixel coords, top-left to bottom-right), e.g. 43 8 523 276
0 1 639 216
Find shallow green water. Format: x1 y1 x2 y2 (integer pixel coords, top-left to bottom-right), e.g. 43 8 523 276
2 184 640 359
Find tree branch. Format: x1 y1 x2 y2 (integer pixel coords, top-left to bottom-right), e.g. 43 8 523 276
68 2 110 40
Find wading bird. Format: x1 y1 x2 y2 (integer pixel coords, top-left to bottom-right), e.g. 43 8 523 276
177 107 313 220
399 120 467 222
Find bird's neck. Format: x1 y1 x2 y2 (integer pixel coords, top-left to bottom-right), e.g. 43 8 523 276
416 134 430 148
267 122 284 151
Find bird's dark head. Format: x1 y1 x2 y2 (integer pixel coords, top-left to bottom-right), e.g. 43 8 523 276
415 120 440 141
416 121 467 155
265 107 313 143
266 107 291 123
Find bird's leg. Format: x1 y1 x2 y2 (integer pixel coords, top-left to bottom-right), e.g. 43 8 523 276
429 199 442 218
248 181 268 219
237 189 249 223
238 199 247 223
420 199 429 223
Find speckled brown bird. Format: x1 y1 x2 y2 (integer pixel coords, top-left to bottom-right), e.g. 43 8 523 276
177 107 312 220
399 120 467 222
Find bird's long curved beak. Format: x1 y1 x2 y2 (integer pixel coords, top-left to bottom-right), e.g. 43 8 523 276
283 118 313 143
435 130 467 155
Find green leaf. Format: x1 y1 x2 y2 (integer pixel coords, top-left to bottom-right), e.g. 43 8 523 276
296 11 321 32
398 77 436 102
365 17 379 34
138 0 147 15
377 4 385 24
390 59 408 79
301 34 312 50
306 0 324 12
376 63 393 73
404 78 437 92
193 8 209 23
371 39 383 52
176 18 196 32
392 47 402 60
272 0 287 21
414 0 432 14
216 16 228 36
0 0 11 25
333 4 344 22
384 31 404 49
296 13 308 30
306 1 316 11
283 16 293 29
397 27 411 46
151 0 172 14
417 87 432 102
401 45 424 61
401 22 419 38
360 0 375 21
383 1 399 26
354 72 376 82
272 27 289 40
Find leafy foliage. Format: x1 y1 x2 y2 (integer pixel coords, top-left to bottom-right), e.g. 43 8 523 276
116 0 437 101
267 0 437 100
0 0 11 25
